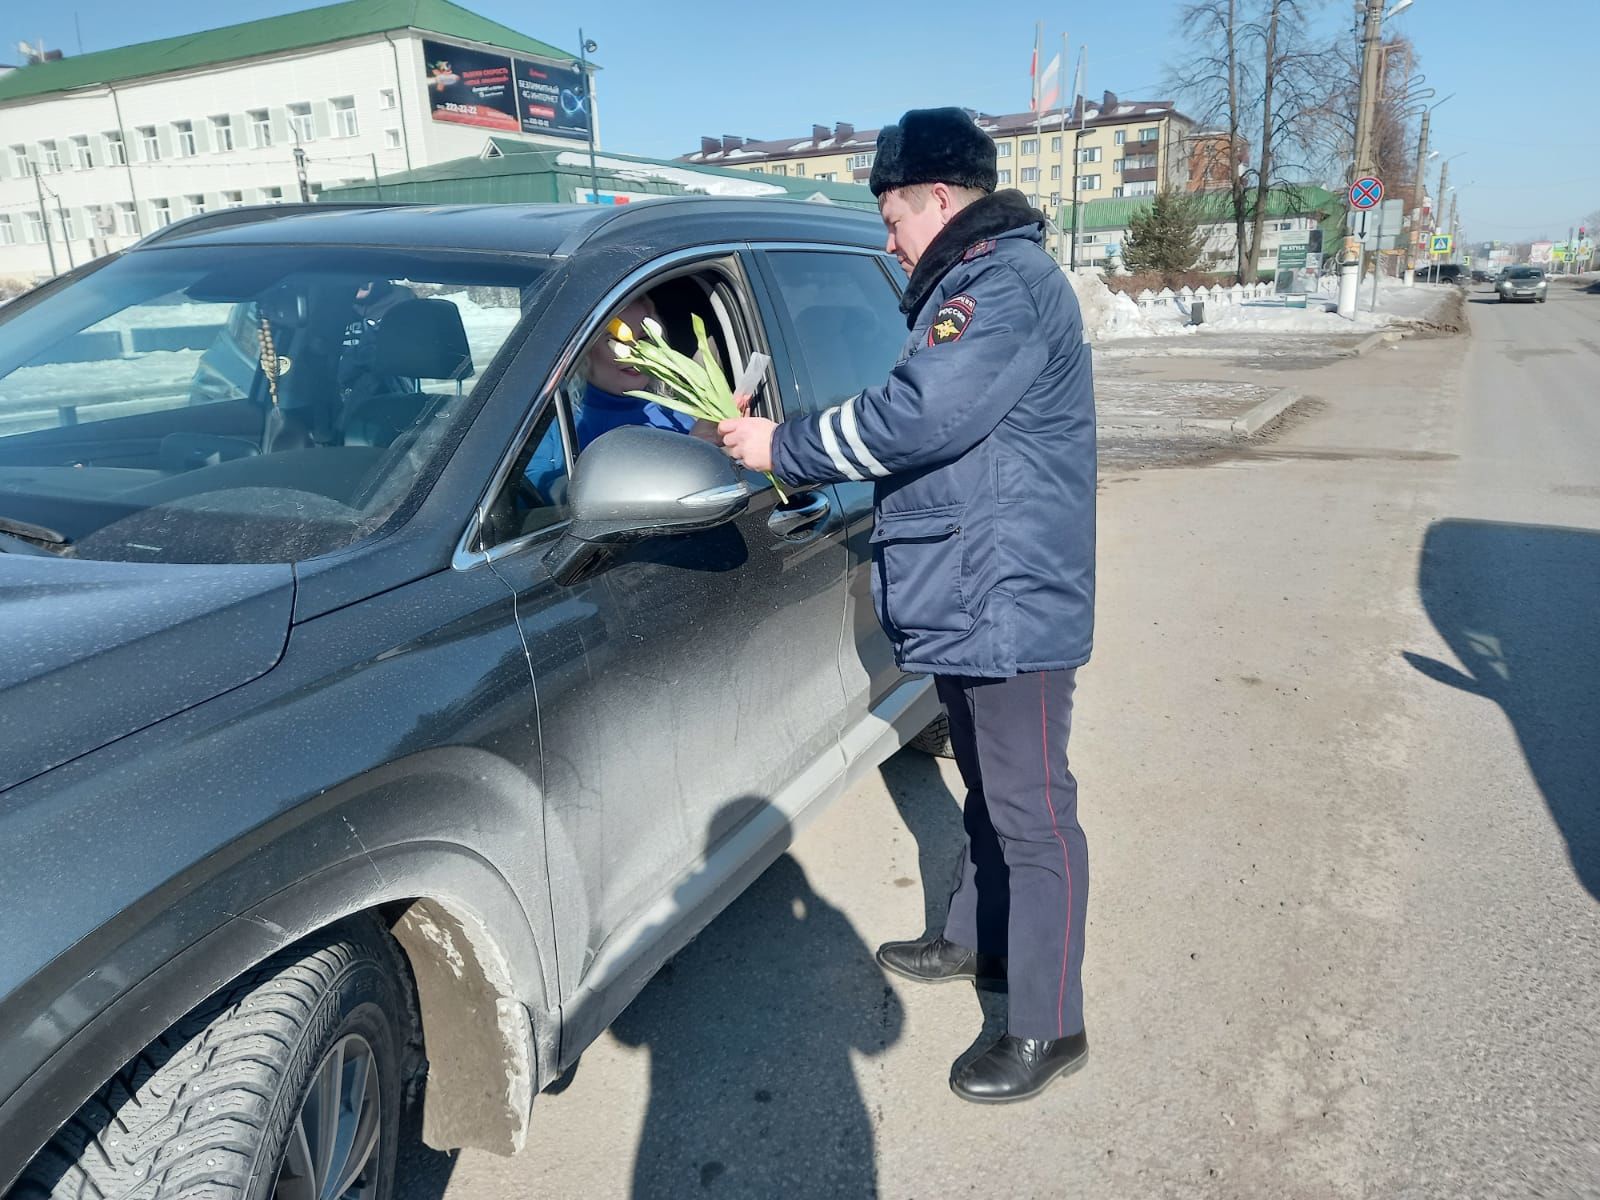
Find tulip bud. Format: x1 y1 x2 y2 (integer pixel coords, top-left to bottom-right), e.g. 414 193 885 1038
612 341 633 359
607 318 635 344
641 316 664 341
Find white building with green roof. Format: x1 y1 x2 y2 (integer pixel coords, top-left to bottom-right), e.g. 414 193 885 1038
0 0 600 280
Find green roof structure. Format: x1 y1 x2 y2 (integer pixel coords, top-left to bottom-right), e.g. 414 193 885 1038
319 138 880 211
1067 185 1342 234
0 0 574 105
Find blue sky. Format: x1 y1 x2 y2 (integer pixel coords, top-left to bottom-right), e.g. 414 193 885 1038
10 0 1596 243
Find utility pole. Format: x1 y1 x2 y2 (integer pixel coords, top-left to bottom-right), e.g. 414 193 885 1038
370 152 383 200
1339 0 1385 318
31 162 59 277
52 191 75 270
1431 156 1452 282
293 146 310 203
1405 107 1430 286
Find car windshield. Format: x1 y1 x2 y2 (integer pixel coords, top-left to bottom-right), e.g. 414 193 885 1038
1507 267 1541 279
0 245 547 565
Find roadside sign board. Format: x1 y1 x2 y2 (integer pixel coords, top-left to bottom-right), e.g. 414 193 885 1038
1429 234 1454 255
1278 241 1309 270
1358 199 1404 250
1349 176 1384 210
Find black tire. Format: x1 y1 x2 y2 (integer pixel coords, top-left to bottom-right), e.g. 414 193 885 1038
15 918 406 1200
909 711 956 759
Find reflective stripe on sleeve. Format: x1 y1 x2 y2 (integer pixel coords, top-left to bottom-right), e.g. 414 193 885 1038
818 407 866 481
840 395 890 478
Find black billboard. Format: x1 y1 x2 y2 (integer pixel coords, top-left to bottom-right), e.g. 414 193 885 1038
422 38 591 142
513 58 590 141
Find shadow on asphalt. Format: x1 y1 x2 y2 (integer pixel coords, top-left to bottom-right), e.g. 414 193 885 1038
877 746 1017 1074
604 798 903 1198
1405 519 1600 900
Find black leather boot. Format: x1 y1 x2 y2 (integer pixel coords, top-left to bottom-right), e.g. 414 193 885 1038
950 1031 1089 1104
875 936 1005 985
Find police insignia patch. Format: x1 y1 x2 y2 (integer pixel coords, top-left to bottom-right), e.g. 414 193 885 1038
928 294 975 346
963 239 996 262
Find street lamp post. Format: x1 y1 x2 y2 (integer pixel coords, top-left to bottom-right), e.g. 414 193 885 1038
1405 93 1451 286
1341 0 1415 318
578 31 600 204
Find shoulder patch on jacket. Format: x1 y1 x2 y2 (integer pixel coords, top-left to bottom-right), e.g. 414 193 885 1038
963 239 996 262
928 294 976 346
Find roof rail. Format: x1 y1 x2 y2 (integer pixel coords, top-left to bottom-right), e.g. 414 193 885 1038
130 202 406 249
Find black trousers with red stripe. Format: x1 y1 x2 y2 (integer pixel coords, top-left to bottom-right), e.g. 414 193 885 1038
938 669 1088 1040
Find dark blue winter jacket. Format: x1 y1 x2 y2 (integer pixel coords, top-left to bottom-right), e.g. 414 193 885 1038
771 190 1096 677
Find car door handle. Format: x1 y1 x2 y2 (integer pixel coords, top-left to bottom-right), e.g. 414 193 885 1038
768 491 830 537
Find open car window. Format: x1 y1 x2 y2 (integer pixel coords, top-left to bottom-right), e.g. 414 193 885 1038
0 246 549 564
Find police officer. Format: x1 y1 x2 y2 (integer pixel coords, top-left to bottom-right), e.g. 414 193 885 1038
719 107 1095 1104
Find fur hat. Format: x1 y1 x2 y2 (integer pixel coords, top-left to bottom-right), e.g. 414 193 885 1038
869 108 998 197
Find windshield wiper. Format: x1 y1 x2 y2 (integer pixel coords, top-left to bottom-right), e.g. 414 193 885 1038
0 516 70 556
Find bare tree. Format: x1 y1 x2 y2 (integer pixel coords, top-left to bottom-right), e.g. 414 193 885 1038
1168 0 1252 281
1244 0 1328 279
1169 0 1338 282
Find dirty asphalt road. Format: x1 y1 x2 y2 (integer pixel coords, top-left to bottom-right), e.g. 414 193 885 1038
398 282 1600 1198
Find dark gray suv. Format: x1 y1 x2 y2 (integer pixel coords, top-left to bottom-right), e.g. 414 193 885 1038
0 200 946 1197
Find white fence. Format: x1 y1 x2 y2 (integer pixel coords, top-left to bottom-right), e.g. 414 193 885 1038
1124 281 1279 312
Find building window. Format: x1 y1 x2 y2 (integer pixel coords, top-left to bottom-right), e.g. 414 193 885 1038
1077 146 1102 164
794 163 805 177
288 103 315 143
221 190 244 208
771 164 788 176
1020 166 1039 183
41 141 63 173
174 120 197 157
1076 173 1101 191
150 197 173 228
61 208 81 240
815 171 836 181
104 131 127 166
998 168 1013 185
1050 164 1062 181
139 126 160 161
379 88 397 110
1112 186 1124 198
116 201 138 235
749 166 765 174
996 142 1012 158
0 214 13 244
1139 127 1159 142
1125 180 1157 196
211 115 235 152
1080 234 1099 245
71 135 93 169
1051 136 1062 153
845 151 875 169
10 144 31 175
23 211 45 242
307 182 323 198
383 128 401 149
250 109 273 148
260 186 284 203
185 193 207 215
1114 158 1123 174
331 96 358 138
1021 138 1039 155
1115 130 1126 145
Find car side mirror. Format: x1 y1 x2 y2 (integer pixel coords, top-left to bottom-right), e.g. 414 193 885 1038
542 425 751 586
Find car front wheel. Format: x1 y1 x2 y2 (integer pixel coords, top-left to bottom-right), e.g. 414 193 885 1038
15 919 406 1200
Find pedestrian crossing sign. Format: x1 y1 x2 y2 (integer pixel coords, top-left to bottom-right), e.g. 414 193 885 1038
1430 234 1453 255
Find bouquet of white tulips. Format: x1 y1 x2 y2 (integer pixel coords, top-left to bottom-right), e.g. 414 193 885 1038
608 314 786 501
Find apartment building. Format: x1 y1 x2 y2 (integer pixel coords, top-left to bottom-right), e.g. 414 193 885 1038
680 94 1196 215
0 0 595 280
